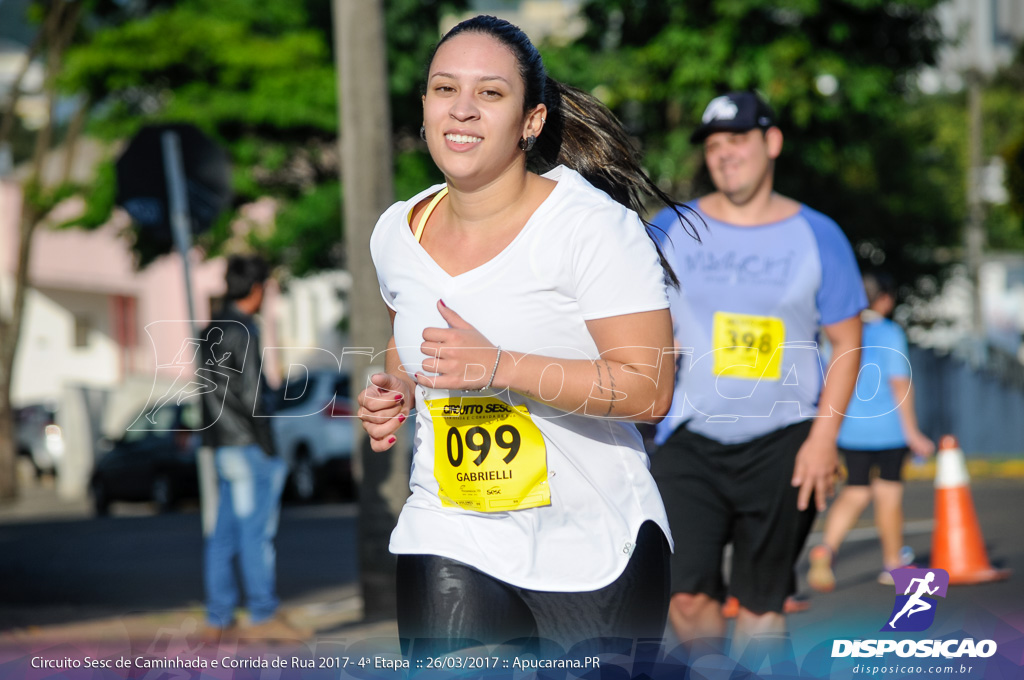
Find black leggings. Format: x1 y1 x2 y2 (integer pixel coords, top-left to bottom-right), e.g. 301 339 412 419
396 521 670 660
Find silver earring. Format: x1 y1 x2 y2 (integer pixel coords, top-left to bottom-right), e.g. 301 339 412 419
518 135 536 152
420 125 426 141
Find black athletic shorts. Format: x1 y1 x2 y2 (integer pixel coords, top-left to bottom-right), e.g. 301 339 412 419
841 447 909 485
650 420 817 614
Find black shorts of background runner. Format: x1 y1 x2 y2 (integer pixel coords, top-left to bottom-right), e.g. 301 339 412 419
650 420 816 614
841 447 910 486
396 520 669 661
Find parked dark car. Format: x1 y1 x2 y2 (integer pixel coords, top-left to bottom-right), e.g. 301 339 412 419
90 401 200 515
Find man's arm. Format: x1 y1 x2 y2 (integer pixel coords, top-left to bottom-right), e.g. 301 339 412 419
791 314 862 511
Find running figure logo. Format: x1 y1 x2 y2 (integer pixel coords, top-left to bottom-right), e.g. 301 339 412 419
882 568 949 632
128 320 249 433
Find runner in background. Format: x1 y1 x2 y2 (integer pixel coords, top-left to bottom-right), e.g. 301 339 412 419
808 270 935 592
649 91 866 652
356 15 701 660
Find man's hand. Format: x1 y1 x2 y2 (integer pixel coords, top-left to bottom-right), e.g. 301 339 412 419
791 433 839 511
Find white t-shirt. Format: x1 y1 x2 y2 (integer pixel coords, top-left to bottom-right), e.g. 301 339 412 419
370 165 673 591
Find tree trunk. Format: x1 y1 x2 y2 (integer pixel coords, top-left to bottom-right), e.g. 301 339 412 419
0 0 84 502
0 388 16 501
333 0 407 622
0 198 41 501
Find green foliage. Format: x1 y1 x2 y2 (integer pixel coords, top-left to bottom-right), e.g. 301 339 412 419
542 0 955 283
977 82 1024 250
59 0 340 265
986 45 1024 247
61 159 117 229
1007 135 1024 219
48 0 1023 280
394 149 444 201
255 181 344 277
22 177 78 218
384 0 471 137
910 49 1024 252
57 0 468 272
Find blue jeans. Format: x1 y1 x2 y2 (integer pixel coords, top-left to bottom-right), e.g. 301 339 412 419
204 443 287 627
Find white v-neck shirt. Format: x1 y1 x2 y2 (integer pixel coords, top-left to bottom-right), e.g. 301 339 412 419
370 165 673 591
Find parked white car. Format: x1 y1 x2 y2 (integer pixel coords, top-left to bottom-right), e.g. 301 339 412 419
15 403 65 476
271 369 355 501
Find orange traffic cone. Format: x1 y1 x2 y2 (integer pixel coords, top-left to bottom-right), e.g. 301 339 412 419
930 435 1010 584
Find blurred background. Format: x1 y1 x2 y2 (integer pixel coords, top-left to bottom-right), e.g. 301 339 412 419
0 0 1022 643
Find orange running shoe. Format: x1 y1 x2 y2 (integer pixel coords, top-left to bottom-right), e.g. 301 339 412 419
807 545 836 593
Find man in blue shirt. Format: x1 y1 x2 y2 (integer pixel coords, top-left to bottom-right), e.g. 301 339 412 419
807 271 935 592
650 91 866 650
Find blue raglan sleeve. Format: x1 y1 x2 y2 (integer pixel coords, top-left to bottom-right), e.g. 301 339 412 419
805 208 868 326
648 205 695 339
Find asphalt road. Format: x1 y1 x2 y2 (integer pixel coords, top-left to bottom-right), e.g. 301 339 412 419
0 496 359 631
1 476 1021 644
789 477 1022 643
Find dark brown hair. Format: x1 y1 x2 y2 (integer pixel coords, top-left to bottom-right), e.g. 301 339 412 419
430 15 702 285
224 254 268 301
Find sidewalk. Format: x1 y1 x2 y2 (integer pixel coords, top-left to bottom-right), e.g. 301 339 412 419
1 592 399 651
0 461 400 652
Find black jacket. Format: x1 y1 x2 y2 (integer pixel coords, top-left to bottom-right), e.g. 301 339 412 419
198 304 277 456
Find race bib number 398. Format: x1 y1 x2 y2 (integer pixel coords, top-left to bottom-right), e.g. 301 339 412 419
711 312 785 380
427 396 550 512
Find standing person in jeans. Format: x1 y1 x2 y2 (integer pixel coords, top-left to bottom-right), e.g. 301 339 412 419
199 254 309 642
807 271 935 592
649 91 866 653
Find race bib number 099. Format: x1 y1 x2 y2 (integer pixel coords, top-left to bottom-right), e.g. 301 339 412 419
427 396 550 512
711 312 785 380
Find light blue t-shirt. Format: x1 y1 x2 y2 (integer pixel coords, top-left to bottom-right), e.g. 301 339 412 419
837 316 912 450
653 202 867 445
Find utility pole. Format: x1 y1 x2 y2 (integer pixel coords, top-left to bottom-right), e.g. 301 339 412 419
333 0 409 621
965 69 986 341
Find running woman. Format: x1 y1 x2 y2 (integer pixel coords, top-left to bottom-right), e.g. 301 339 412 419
356 15 700 661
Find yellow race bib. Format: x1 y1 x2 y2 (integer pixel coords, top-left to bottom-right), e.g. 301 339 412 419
711 312 785 380
427 396 550 512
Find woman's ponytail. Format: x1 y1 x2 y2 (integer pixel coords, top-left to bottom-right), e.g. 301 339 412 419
535 79 700 286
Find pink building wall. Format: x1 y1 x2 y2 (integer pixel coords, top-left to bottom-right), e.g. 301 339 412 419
1 178 283 405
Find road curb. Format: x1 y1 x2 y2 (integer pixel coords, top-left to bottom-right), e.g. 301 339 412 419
902 458 1024 481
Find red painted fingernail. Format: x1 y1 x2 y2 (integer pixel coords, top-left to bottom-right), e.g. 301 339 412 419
387 436 396 444
394 394 403 401
439 299 447 307
398 414 406 423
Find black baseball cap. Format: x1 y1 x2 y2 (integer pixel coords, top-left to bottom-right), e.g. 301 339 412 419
690 91 776 144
